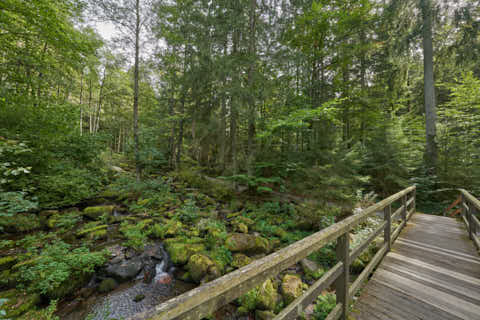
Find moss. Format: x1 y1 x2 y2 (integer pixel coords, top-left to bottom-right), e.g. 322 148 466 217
238 288 259 312
256 310 276 320
0 256 17 271
164 239 206 265
0 289 40 318
150 220 183 239
98 278 118 293
231 253 252 269
225 233 270 254
281 274 303 305
257 279 279 311
186 254 216 283
88 229 107 240
77 224 108 238
234 222 248 233
83 205 114 220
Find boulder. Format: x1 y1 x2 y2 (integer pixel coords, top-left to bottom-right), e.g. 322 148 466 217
231 253 252 269
225 233 270 254
255 310 276 320
105 257 143 281
186 254 218 283
83 205 115 220
98 278 118 293
281 274 303 304
256 279 279 311
165 240 206 265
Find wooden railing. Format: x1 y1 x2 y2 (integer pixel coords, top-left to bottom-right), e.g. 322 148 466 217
133 186 416 320
459 189 480 251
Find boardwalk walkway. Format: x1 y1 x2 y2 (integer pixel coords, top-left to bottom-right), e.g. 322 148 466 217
351 213 480 320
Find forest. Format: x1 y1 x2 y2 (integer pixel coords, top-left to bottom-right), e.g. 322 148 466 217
0 0 479 319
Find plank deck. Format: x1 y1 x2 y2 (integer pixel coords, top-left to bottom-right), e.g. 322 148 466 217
351 213 480 320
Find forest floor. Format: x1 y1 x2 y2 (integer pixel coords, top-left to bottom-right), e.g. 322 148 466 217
0 162 384 320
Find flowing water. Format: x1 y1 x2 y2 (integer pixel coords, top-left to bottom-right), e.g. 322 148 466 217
57 245 195 320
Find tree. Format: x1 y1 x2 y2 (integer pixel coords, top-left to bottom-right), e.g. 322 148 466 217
421 0 438 169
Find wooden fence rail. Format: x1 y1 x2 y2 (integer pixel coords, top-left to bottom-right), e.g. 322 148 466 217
133 186 416 320
459 189 480 251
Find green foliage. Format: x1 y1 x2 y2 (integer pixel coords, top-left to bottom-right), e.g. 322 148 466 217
19 241 107 298
119 221 150 250
313 293 336 320
0 192 37 217
176 199 200 224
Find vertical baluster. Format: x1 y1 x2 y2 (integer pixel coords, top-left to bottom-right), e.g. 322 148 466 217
471 206 477 239
402 195 407 222
384 204 391 251
335 232 349 320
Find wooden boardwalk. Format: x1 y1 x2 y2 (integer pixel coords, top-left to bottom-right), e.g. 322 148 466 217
352 213 480 320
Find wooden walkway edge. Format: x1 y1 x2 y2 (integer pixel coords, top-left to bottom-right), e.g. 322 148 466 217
351 213 480 320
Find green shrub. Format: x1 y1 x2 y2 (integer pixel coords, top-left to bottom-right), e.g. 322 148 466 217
177 199 199 224
19 241 107 298
313 293 336 319
120 222 149 250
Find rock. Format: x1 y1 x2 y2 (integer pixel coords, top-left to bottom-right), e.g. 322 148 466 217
186 254 217 283
255 310 276 320
98 278 118 293
134 294 145 302
83 205 115 220
225 233 270 254
301 258 319 275
165 240 206 265
235 222 249 233
257 279 279 311
105 257 143 281
0 289 40 318
231 254 252 269
0 256 17 272
142 255 156 284
281 274 303 304
76 224 108 238
143 243 166 260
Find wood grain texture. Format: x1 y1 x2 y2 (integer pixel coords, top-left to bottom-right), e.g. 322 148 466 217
352 213 480 320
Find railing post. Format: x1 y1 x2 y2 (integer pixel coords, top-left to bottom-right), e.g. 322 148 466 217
412 188 416 218
471 206 477 239
467 202 474 240
335 232 350 320
384 204 391 251
402 195 407 222
461 193 467 221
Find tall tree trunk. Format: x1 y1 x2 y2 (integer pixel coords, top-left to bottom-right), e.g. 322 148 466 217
88 78 93 133
176 48 187 169
421 0 437 169
79 71 84 136
230 29 239 177
246 0 257 177
95 67 107 133
133 0 141 181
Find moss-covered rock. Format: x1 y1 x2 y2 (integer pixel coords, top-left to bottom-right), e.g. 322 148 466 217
0 256 17 271
186 254 218 283
255 310 276 320
164 239 206 265
77 224 108 238
0 289 40 318
83 205 114 220
281 274 303 305
231 253 252 269
257 279 279 311
234 222 248 233
98 278 118 293
150 220 183 238
225 233 270 254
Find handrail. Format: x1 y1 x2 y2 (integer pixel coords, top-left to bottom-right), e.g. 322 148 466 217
132 186 416 320
458 189 480 250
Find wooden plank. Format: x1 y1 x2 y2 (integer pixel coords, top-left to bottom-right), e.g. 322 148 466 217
273 262 343 320
374 269 480 319
396 237 480 262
